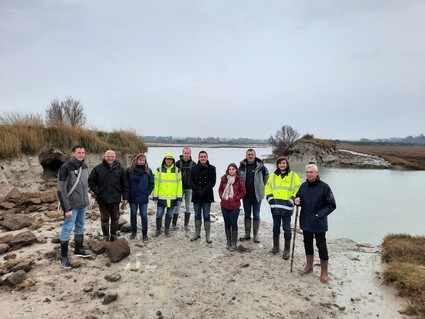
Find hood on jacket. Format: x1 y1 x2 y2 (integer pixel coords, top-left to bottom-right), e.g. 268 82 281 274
161 152 176 166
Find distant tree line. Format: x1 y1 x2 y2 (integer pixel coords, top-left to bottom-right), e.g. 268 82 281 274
144 136 268 144
360 134 425 145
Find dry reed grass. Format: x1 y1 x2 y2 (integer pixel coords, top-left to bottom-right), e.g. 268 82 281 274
381 234 425 318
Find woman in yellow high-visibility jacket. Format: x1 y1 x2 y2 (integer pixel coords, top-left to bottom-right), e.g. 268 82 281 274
265 156 301 260
153 152 183 237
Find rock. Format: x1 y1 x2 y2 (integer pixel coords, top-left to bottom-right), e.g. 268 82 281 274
51 234 60 244
44 210 63 219
90 241 107 255
4 269 27 287
1 214 35 231
105 238 130 262
0 202 16 210
10 260 34 273
8 231 38 249
6 187 22 203
0 234 13 244
40 189 57 203
0 243 10 255
5 208 21 214
118 218 127 229
120 223 132 233
102 293 118 305
38 147 68 180
104 274 121 282
3 253 16 260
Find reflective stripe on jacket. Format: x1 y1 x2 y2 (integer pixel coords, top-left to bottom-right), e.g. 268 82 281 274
265 170 301 216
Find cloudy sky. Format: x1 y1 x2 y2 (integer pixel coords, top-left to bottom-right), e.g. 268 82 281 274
1 0 424 140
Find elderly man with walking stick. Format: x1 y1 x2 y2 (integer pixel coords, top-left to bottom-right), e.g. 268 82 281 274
295 163 336 283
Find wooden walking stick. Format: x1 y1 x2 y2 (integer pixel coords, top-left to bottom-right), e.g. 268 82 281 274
290 206 299 273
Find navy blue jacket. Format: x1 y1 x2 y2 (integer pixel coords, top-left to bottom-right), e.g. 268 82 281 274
127 165 154 204
296 178 336 232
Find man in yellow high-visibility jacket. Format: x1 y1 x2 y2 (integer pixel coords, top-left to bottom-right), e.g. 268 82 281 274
153 152 183 236
265 156 301 260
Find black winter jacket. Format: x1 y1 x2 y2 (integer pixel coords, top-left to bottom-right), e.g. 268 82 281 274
296 178 336 232
189 161 216 203
88 160 129 205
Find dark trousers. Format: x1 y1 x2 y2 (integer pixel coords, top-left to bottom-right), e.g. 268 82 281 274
221 207 240 231
99 203 120 236
272 214 292 240
302 230 328 260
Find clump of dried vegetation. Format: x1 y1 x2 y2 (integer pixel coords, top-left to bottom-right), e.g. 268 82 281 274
381 234 425 318
0 114 147 159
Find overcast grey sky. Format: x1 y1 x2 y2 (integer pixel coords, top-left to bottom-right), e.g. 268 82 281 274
1 1 424 140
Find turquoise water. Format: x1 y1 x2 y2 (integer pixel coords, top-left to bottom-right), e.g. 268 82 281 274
146 146 425 245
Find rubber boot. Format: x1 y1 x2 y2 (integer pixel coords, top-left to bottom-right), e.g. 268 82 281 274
283 240 291 260
101 221 109 239
239 218 251 241
165 216 172 237
155 218 162 236
225 229 231 250
204 221 212 243
59 241 72 269
270 236 280 254
172 214 179 230
320 259 329 283
191 220 201 241
299 255 314 275
253 219 260 243
230 230 238 251
74 234 91 258
184 212 191 231
110 234 117 242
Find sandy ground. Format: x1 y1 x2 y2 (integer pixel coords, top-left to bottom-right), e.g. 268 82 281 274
0 202 409 319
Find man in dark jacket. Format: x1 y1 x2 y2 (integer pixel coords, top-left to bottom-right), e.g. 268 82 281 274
295 163 336 283
57 145 91 268
239 148 269 243
189 151 216 243
89 150 129 242
175 147 196 231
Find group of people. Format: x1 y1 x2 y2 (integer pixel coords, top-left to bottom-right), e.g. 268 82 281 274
57 146 336 283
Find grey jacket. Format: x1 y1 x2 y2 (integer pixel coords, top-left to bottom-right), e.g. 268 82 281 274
57 157 89 213
239 157 269 202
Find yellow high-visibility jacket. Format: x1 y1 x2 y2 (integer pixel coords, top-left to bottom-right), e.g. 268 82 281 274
265 169 301 216
153 155 183 208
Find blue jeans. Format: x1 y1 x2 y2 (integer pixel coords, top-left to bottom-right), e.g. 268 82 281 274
272 214 292 240
60 207 87 241
221 207 240 231
156 204 176 219
242 197 261 220
175 189 193 215
194 202 211 222
130 202 148 235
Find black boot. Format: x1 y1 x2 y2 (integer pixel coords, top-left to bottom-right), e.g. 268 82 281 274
270 236 280 254
283 240 291 260
74 234 91 258
165 216 172 237
60 241 72 269
230 230 238 251
239 218 251 241
172 214 179 230
225 229 231 250
184 212 191 231
155 218 162 236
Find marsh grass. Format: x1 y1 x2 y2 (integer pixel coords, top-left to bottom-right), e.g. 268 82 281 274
0 123 147 159
382 234 425 318
337 142 425 170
